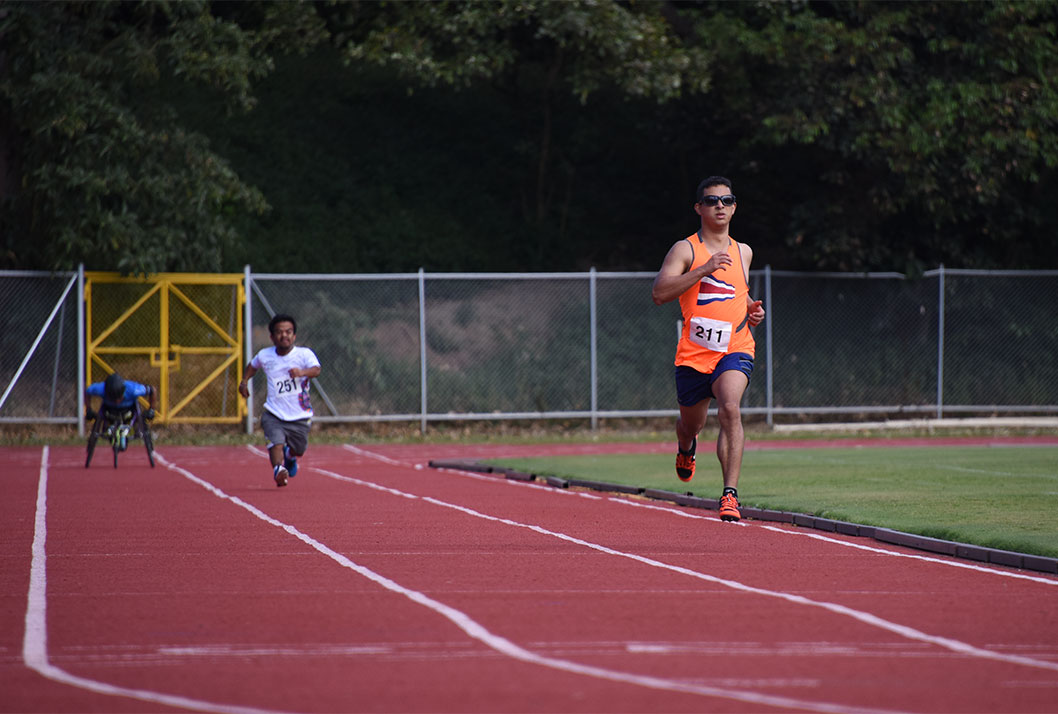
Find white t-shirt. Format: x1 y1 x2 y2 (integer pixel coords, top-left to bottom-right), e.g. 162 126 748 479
250 345 321 421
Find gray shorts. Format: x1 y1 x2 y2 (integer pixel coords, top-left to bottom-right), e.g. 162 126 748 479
260 410 311 456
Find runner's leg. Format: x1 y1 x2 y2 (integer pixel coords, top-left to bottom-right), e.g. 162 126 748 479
677 400 709 454
712 369 749 490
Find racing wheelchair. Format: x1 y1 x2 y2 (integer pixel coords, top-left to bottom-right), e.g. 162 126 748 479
85 402 155 468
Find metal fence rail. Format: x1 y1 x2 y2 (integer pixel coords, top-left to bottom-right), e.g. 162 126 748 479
2 266 1056 432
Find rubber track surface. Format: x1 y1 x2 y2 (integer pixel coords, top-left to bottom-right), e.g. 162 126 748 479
3 442 1057 714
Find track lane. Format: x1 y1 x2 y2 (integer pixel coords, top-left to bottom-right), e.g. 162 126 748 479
313 445 1058 709
6 443 1058 714
213 444 1058 711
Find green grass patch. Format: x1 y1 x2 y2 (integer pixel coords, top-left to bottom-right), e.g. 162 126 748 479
488 445 1058 559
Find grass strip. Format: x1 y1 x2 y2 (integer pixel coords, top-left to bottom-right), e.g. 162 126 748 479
487 445 1058 559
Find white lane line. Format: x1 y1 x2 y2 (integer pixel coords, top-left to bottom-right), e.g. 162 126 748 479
22 447 293 714
754 523 1058 586
371 444 1058 587
415 492 1058 673
604 498 1058 587
156 455 904 714
333 447 1058 672
939 465 1020 477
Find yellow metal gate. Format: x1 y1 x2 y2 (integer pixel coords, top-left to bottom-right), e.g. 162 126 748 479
85 272 245 424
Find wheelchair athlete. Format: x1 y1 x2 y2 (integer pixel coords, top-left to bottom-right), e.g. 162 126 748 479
85 373 157 451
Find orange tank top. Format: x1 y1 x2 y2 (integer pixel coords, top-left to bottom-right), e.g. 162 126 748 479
674 234 755 372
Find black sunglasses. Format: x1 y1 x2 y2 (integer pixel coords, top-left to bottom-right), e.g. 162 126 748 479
699 194 736 207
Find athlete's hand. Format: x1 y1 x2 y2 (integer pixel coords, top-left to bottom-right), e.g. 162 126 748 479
747 299 765 326
701 251 732 275
144 408 156 421
85 408 97 421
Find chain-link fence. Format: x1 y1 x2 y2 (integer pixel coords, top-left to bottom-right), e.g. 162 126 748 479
3 267 1056 431
0 270 81 423
246 267 1058 429
763 269 1058 418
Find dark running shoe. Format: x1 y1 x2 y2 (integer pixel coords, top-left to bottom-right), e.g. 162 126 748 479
284 445 298 477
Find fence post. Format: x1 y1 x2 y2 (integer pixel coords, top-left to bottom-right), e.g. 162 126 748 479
936 264 945 419
244 265 254 435
419 268 428 434
77 264 85 436
590 267 598 431
764 264 773 427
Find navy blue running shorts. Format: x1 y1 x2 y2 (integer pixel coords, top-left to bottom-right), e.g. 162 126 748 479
675 352 754 407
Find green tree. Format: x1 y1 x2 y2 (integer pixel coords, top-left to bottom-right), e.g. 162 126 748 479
326 0 710 231
8 1 1055 275
0 0 324 274
695 0 1058 271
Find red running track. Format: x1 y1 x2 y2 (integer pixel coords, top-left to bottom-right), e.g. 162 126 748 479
3 442 1058 714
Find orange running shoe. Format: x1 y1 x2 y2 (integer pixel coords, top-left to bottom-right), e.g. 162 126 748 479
719 492 741 522
675 438 696 482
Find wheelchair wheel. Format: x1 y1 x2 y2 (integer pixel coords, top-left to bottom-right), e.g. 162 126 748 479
85 416 104 468
143 424 155 468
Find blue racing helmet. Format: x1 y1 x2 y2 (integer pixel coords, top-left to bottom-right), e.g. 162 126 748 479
104 373 125 403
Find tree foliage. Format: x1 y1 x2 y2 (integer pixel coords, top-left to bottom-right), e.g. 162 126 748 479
697 0 1058 270
0 0 322 274
324 0 710 226
2 0 1057 274
328 0 708 101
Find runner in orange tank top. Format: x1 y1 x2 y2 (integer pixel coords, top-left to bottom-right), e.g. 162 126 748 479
651 177 765 522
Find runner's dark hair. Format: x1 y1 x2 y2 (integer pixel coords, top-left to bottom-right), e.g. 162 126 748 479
269 313 297 335
696 176 733 202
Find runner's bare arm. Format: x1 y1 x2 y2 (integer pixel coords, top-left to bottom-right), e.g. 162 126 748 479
738 242 764 325
238 365 257 398
652 241 731 305
289 365 321 379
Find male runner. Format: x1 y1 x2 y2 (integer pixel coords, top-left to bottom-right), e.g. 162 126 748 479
651 176 765 521
239 313 321 487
